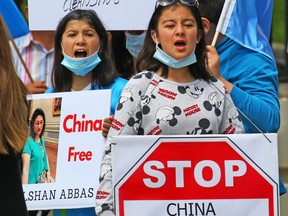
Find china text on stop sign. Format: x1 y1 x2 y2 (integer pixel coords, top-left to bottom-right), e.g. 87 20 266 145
143 160 247 188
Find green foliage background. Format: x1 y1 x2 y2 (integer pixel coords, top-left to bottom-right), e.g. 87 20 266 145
272 0 285 44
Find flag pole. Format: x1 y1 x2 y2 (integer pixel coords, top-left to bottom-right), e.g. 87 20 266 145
0 14 34 83
211 0 234 47
211 31 220 47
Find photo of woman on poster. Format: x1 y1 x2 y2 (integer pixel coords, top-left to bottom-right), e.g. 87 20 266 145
21 108 54 185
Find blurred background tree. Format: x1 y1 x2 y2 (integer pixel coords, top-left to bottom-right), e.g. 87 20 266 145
272 0 285 44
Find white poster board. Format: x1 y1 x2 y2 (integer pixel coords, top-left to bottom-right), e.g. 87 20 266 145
23 90 111 210
28 0 155 30
112 134 280 216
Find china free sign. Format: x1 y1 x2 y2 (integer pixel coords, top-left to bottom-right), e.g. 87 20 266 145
113 135 279 216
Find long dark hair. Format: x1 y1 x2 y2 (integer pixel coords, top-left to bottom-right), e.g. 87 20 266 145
136 2 210 81
52 9 117 92
30 108 46 139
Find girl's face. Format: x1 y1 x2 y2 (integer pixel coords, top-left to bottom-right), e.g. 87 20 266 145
34 115 44 137
61 19 100 58
154 5 200 60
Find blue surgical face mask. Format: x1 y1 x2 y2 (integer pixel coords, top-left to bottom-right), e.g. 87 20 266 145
61 47 101 76
153 43 197 69
125 32 145 58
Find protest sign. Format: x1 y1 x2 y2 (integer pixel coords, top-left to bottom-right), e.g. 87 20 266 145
23 90 110 210
28 0 155 30
112 134 279 216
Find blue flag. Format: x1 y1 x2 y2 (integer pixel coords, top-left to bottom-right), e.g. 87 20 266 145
0 0 29 38
216 0 275 61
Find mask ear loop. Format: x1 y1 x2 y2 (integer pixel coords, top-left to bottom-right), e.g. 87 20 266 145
151 31 160 51
60 43 66 55
155 39 159 50
95 44 101 53
151 31 158 44
155 38 159 45
61 44 65 56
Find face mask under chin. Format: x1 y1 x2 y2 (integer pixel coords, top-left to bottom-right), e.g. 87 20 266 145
153 44 197 69
61 49 102 76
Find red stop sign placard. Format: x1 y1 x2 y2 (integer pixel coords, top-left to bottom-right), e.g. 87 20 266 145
114 136 278 216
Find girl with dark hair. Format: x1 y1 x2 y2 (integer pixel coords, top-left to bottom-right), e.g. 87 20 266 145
96 1 244 215
46 9 128 216
46 10 127 116
46 9 127 115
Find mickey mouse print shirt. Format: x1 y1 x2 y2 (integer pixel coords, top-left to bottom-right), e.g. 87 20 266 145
96 71 244 215
110 71 244 136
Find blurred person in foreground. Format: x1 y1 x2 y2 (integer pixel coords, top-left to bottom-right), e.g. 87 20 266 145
0 16 29 216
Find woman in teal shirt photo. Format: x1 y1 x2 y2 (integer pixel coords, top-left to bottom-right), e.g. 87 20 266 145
22 108 54 216
22 108 53 184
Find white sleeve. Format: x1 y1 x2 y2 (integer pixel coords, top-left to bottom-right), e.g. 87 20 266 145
96 72 152 215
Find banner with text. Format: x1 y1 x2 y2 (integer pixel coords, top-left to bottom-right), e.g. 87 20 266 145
28 0 155 30
112 134 279 216
24 90 111 210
